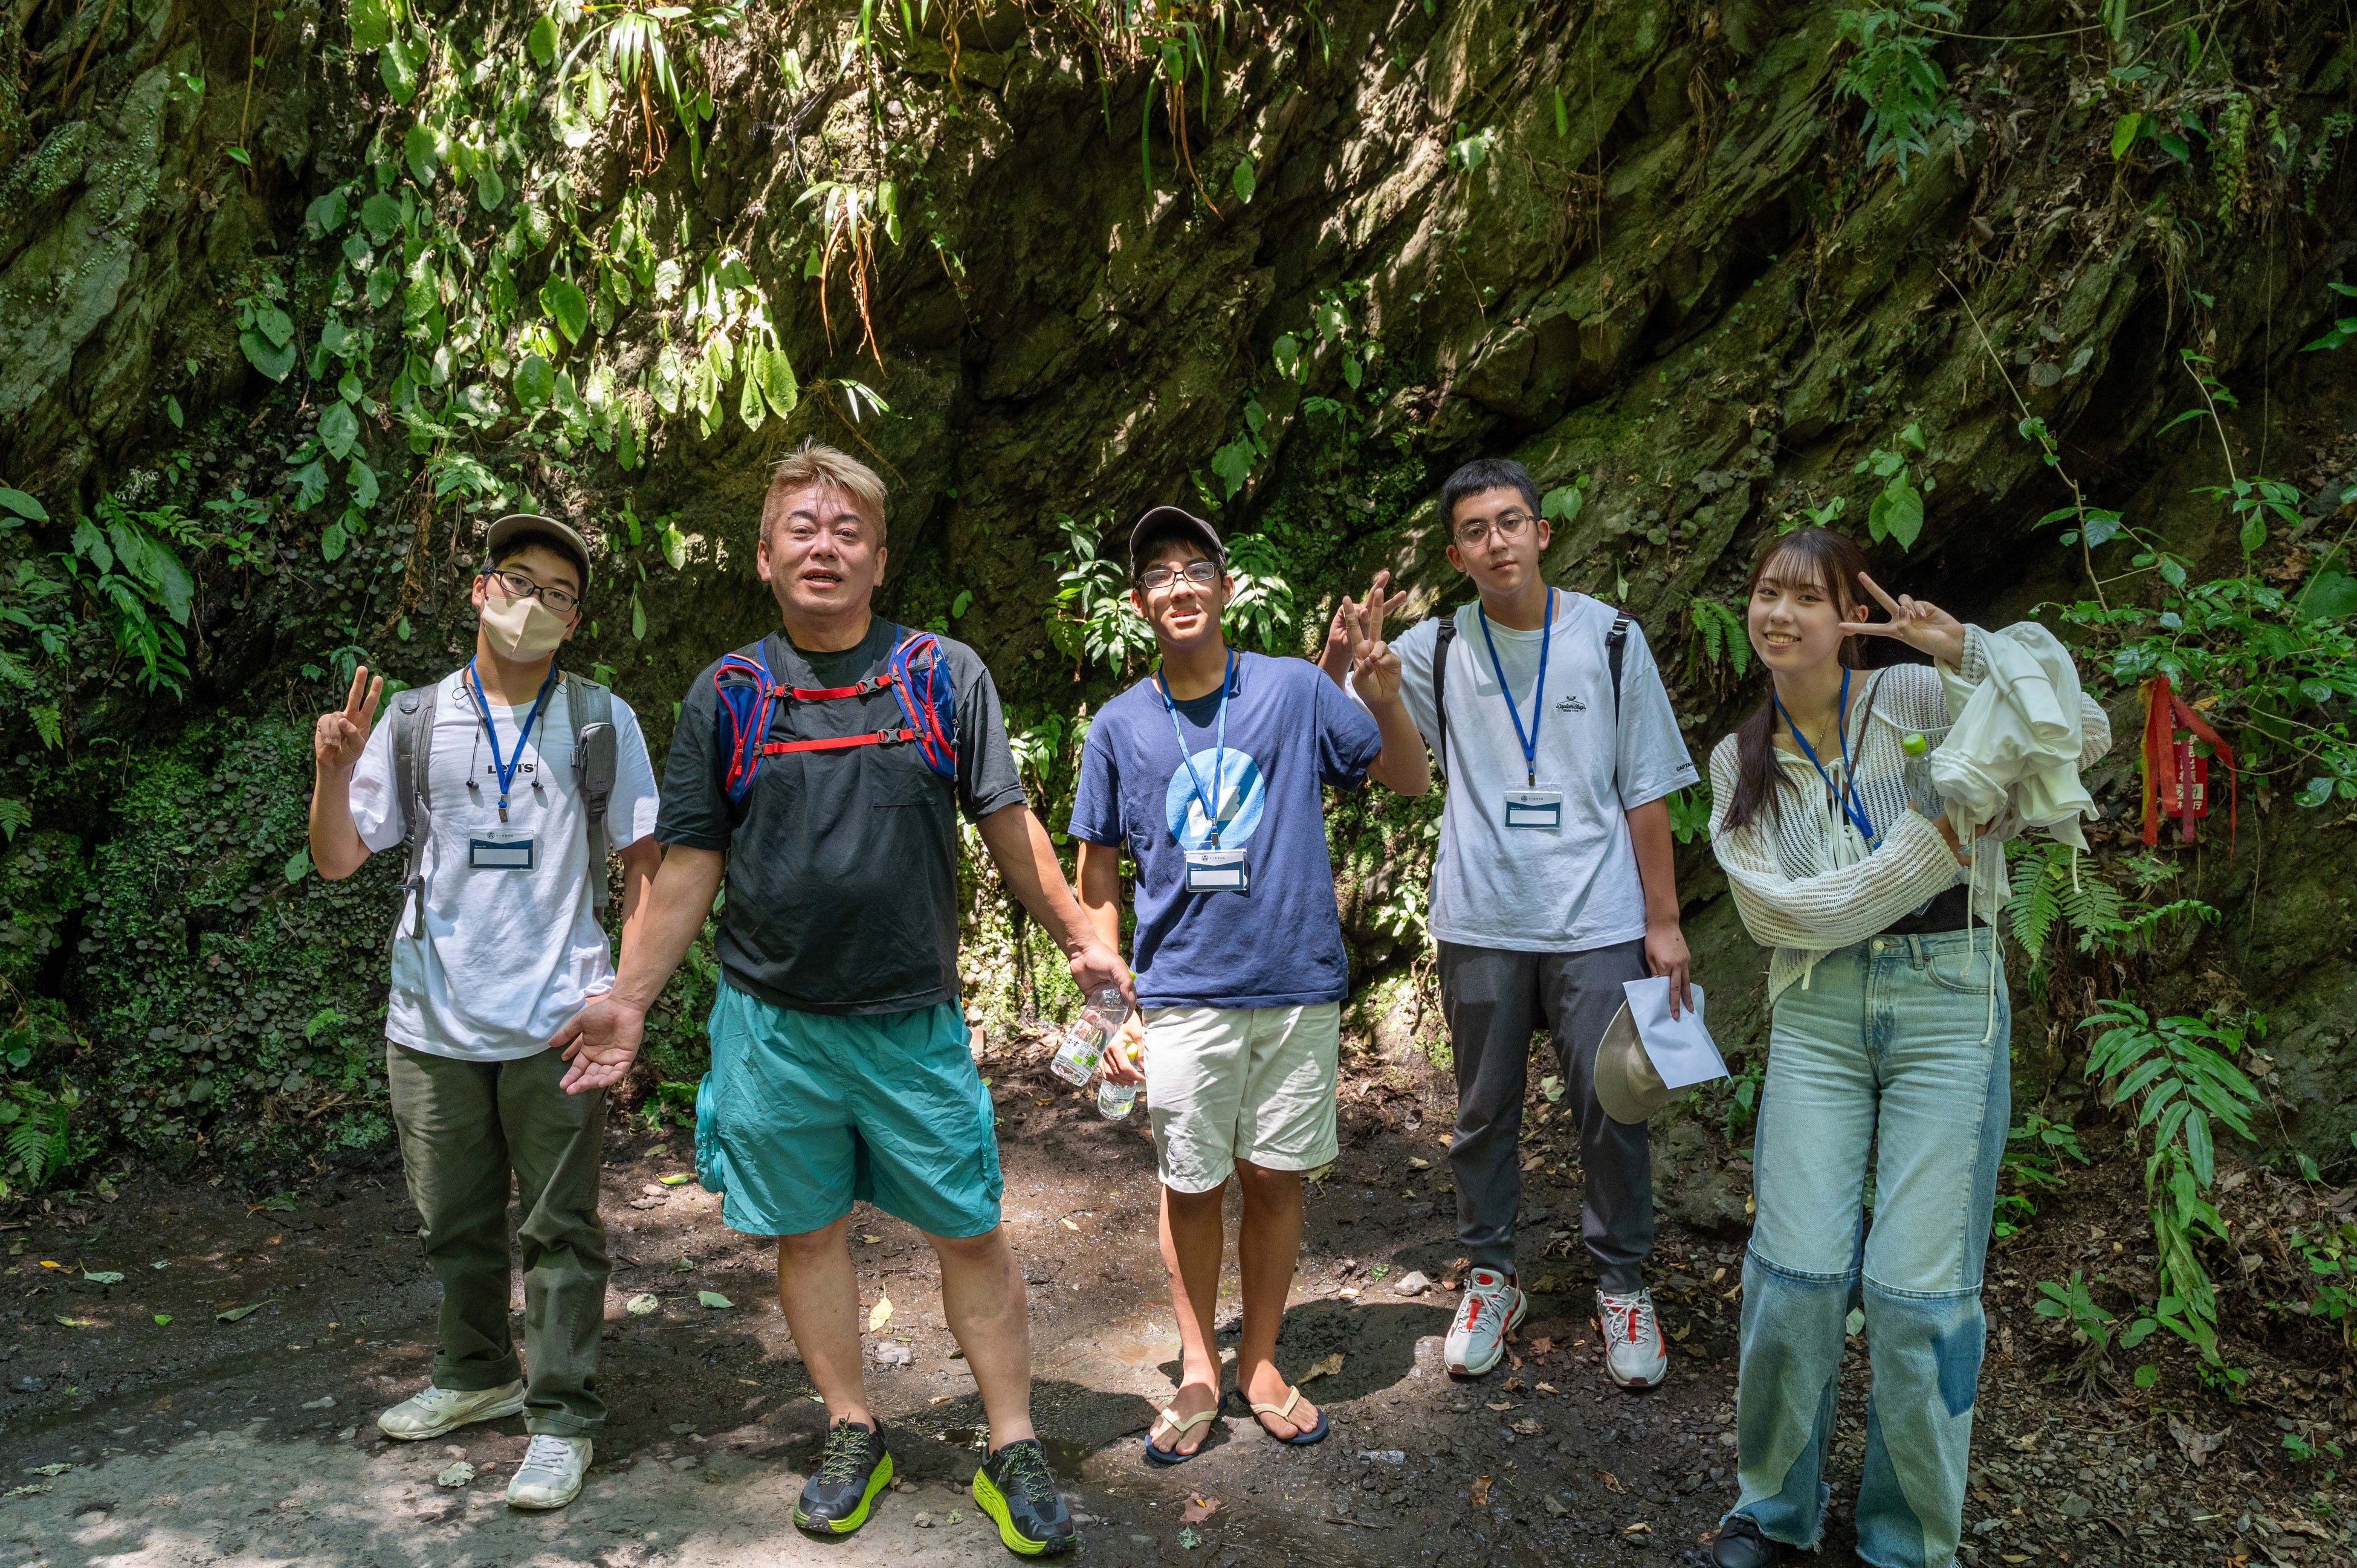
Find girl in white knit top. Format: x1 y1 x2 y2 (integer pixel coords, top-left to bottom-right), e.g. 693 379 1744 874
1703 528 2109 1568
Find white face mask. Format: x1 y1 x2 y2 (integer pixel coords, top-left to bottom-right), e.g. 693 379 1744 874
479 590 571 660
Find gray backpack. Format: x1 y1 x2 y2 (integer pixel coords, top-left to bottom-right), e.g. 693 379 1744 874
389 672 619 935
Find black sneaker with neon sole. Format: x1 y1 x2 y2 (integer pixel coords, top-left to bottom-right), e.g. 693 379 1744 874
794 1419 894 1537
971 1437 1077 1557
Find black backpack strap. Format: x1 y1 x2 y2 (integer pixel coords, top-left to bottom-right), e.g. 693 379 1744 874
1606 613 1630 714
1432 612 1458 781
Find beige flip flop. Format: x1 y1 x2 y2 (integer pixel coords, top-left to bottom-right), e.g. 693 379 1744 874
1226 1385 1331 1445
1144 1402 1218 1465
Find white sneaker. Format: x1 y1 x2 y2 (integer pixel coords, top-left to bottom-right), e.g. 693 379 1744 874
375 1380 527 1441
1596 1286 1669 1389
1444 1268 1528 1377
506 1433 592 1510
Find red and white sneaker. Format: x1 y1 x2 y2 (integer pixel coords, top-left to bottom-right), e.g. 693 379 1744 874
1595 1286 1669 1388
1444 1268 1528 1377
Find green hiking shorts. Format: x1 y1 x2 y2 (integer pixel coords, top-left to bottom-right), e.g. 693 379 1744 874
696 982 1004 1240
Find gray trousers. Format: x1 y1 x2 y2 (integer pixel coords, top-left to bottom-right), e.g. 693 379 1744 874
386 1042 610 1435
1438 939 1654 1292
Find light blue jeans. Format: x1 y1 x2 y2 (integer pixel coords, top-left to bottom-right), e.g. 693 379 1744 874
1725 929 2009 1568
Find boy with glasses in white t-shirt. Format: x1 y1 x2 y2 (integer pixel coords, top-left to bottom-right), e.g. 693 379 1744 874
307 513 661 1512
1322 459 1699 1393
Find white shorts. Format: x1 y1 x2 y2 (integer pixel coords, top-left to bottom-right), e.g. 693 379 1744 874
1142 1002 1341 1194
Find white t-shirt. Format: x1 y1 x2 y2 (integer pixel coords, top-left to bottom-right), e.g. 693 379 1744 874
1385 592 1699 953
348 670 661 1061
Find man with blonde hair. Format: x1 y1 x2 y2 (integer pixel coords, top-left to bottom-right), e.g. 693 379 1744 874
553 443 1124 1558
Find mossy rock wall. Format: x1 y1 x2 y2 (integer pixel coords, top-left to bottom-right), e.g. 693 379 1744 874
4 0 2356 1178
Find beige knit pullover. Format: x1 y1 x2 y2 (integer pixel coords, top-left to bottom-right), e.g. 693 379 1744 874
1707 625 2114 1002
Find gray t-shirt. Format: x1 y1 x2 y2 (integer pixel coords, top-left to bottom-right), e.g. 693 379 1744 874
1385 592 1698 953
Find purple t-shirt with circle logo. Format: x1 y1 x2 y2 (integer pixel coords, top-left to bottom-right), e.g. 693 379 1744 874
1067 651 1381 1009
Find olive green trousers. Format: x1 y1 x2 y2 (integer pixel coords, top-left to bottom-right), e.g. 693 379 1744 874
386 1041 609 1435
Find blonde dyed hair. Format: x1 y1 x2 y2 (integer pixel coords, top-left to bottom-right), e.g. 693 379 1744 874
761 442 890 544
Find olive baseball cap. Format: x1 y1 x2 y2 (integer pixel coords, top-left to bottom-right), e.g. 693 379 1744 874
1128 506 1225 582
485 512 593 590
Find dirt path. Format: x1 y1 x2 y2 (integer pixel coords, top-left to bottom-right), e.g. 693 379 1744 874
3 1037 2349 1567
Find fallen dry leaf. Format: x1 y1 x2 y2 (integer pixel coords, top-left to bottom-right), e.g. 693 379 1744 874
1181 1496 1222 1524
1408 1157 1430 1170
1486 1401 1515 1412
1061 1218 1079 1231
2168 1416 2228 1468
1527 1336 1554 1358
1536 1382 1560 1395
2277 1517 2332 1540
1511 1419 1544 1436
1469 1476 1492 1506
868 1291 894 1334
1503 1376 1525 1391
1299 1352 1345 1383
1599 1470 1623 1493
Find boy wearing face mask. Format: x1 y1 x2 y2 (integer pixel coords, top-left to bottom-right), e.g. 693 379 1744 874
306 514 662 1512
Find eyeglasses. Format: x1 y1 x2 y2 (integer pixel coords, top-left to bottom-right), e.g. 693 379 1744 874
480 566 580 616
1454 511 1536 547
1137 561 1222 594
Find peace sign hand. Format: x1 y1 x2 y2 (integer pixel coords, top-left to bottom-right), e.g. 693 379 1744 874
314 664 383 774
1342 569 1409 704
1838 573 1968 668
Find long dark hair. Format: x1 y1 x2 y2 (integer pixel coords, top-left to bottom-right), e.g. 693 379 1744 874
1718 527 1872 834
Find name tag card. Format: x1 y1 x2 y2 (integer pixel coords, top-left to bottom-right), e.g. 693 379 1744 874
1183 848 1249 893
1504 789 1563 830
468 837 536 869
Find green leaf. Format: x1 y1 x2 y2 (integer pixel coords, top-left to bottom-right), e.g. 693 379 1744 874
2110 112 2144 160
514 352 555 409
319 519 348 561
239 329 297 382
1869 472 1924 549
358 191 402 243
215 1300 274 1322
542 276 589 344
1230 153 1256 204
154 1314 173 1326
630 587 647 640
257 305 294 348
380 36 421 103
951 589 972 618
528 13 559 67
225 146 251 167
738 347 767 431
291 459 330 511
303 190 348 237
317 400 360 460
697 1291 732 1309
349 0 391 50
348 458 380 509
0 487 50 522
1539 480 1586 523
2239 509 2266 553
476 165 505 212
761 341 799 418
165 393 184 428
404 123 439 186
660 523 687 572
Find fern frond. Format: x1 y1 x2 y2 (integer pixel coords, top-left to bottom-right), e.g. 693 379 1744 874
2009 848 2063 958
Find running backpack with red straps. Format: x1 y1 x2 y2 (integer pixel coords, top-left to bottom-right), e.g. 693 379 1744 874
713 625 957 802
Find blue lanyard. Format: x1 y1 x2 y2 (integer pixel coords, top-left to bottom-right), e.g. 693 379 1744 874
465 659 557 822
1157 651 1237 847
1773 668 1878 848
1477 589 1554 787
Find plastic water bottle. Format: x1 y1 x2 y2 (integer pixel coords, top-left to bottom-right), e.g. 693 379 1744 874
1096 1037 1141 1121
1050 986 1127 1088
1901 731 1936 816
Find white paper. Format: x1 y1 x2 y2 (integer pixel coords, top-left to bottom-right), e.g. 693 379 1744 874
1620 976 1728 1091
